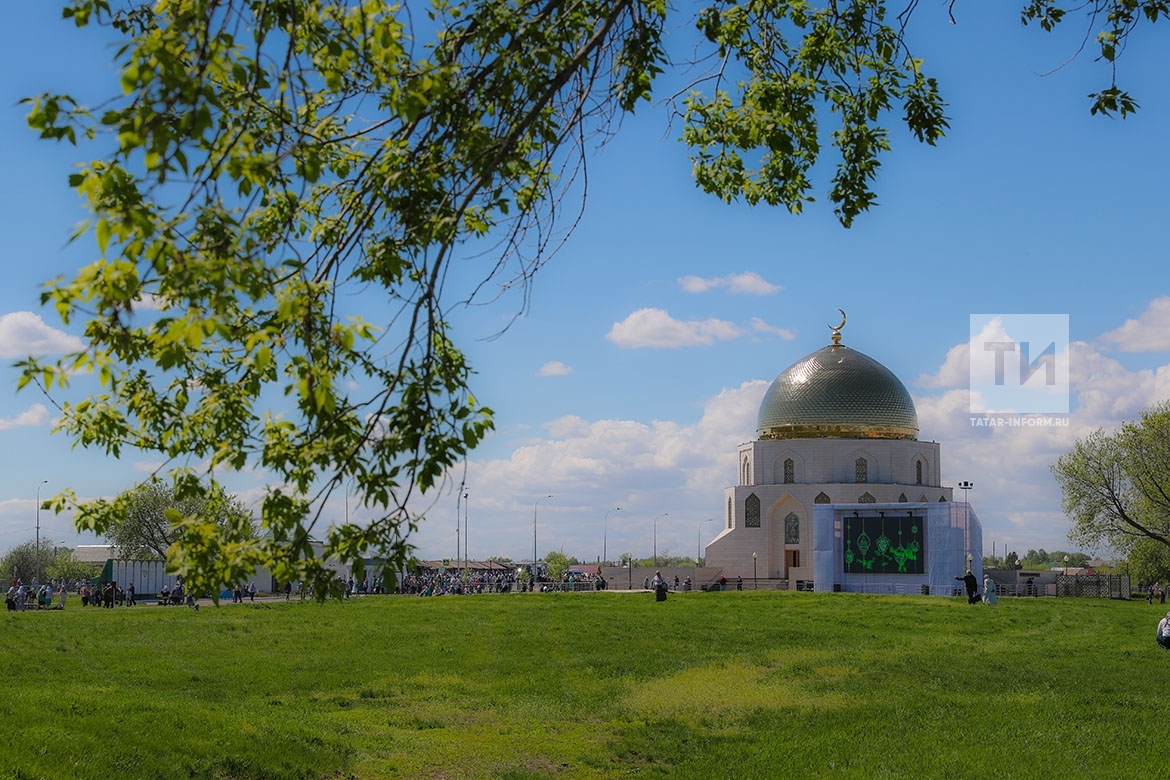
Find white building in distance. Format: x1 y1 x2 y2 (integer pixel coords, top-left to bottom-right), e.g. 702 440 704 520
705 317 982 595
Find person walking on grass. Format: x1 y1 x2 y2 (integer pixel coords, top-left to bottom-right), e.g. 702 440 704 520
955 570 980 604
982 574 998 606
652 570 668 602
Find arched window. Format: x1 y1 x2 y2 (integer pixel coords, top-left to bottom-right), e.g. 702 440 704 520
814 492 831 504
855 457 868 483
741 456 751 486
898 493 908 503
858 492 876 503
727 497 733 528
783 458 795 484
918 493 928 502
785 512 800 544
938 494 948 502
916 460 923 486
745 494 761 528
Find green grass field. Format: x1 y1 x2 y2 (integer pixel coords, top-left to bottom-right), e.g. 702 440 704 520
1 590 1163 779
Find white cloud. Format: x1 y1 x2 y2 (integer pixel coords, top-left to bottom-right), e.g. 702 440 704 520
678 272 782 296
1069 340 1170 420
132 293 166 312
0 403 52 431
1098 296 1170 352
919 317 1018 391
410 380 767 562
535 361 573 377
0 311 85 359
606 308 744 348
0 496 91 554
749 318 796 340
918 318 1073 409
917 340 969 389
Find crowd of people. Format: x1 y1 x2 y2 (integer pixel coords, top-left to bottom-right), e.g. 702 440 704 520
6 568 623 609
4 578 154 610
397 570 518 596
394 569 610 596
5 578 87 611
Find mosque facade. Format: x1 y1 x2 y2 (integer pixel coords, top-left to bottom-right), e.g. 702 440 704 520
704 318 982 595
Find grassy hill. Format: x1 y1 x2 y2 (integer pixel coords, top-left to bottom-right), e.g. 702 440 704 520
0 590 1161 779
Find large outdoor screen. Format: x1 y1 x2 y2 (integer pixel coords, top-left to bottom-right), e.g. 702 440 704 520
843 514 924 574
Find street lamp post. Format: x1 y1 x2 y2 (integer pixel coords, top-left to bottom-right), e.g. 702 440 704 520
653 512 668 567
958 480 973 569
35 479 47 585
533 494 553 571
456 490 462 569
752 552 758 590
463 491 470 571
697 518 713 565
344 477 356 525
603 507 621 566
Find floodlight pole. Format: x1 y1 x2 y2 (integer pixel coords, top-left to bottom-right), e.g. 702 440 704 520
958 480 974 569
698 518 713 565
653 512 668 567
35 480 47 585
603 507 621 566
752 552 758 590
533 495 553 571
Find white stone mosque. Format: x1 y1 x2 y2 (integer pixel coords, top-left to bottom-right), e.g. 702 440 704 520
704 312 982 595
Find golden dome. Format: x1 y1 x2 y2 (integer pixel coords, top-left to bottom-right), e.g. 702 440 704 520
757 343 919 440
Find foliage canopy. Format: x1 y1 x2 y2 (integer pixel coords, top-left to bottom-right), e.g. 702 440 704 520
1053 401 1170 554
0 540 97 585
100 480 255 565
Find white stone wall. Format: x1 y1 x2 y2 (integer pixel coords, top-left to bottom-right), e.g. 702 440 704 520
737 438 942 487
709 437 954 584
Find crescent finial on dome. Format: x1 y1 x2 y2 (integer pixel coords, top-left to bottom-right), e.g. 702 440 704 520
829 308 846 345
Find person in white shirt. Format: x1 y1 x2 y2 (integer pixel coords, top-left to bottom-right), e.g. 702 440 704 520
1156 611 1170 650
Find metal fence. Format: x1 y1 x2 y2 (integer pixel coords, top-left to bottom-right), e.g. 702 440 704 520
1055 573 1130 599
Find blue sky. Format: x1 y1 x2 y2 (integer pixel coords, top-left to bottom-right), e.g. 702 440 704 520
2 3 1168 566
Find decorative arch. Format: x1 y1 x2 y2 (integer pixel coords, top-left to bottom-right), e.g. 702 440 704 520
785 512 800 544
938 494 948 502
918 493 929 502
771 451 804 485
845 448 877 483
766 494 807 579
909 449 933 487
898 493 908 502
858 492 876 503
745 494 761 527
741 455 751 486
814 492 831 504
